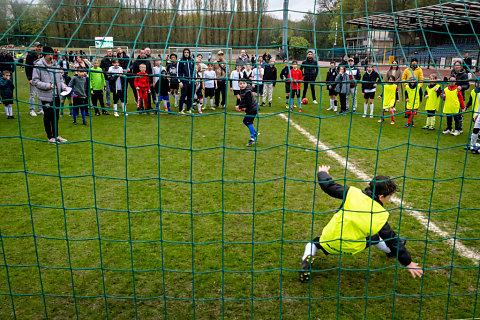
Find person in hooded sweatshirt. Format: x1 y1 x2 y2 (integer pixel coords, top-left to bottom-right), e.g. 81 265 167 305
465 78 480 152
238 79 258 147
177 48 195 114
0 70 15 119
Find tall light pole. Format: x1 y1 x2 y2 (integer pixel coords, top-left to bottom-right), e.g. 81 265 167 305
282 0 288 56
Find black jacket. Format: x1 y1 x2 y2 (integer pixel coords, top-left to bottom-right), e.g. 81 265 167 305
280 66 291 81
450 68 469 93
117 53 130 71
107 71 125 93
0 53 14 73
239 85 257 114
100 55 113 74
361 70 381 92
300 57 318 80
263 65 277 85
132 56 153 86
177 49 195 84
317 171 412 266
0 77 14 100
25 51 40 80
326 68 338 86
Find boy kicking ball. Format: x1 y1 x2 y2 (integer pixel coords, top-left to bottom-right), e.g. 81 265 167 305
299 165 424 282
238 80 258 147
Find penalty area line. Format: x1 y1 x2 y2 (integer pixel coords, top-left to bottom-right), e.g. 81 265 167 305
278 113 480 263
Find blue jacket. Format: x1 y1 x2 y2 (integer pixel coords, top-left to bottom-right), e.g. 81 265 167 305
0 77 14 100
177 48 195 85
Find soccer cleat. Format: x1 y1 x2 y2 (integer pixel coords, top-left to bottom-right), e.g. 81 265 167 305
299 109 302 113
179 110 185 114
246 139 255 147
268 102 271 107
285 105 289 109
95 111 101 116
299 255 315 283
198 110 203 114
390 121 395 125
165 108 169 112
72 121 77 125
235 106 240 112
378 119 384 123
56 136 68 143
30 110 37 117
48 137 56 144
313 100 318 104
422 125 429 129
102 111 110 115
187 110 192 114
472 147 480 154
362 115 366 118
114 112 119 117
403 123 411 128
37 110 44 115
428 126 434 130
82 120 88 126
210 107 216 110
442 129 451 134
370 115 373 118
451 130 460 136
326 106 333 111
261 102 265 107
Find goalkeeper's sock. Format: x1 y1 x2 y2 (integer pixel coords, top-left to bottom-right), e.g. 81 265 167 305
302 242 318 261
247 124 256 140
374 237 391 253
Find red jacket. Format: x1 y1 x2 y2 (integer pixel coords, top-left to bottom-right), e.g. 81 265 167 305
288 68 303 90
443 85 466 109
134 72 150 89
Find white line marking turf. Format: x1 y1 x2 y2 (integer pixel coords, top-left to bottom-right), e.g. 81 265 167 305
278 113 480 263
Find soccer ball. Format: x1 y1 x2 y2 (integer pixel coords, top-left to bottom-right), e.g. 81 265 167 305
302 98 308 104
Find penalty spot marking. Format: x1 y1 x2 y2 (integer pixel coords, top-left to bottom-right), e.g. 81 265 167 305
278 113 480 263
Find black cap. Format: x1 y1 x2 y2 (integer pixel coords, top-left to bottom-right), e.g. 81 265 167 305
43 46 54 54
411 58 418 63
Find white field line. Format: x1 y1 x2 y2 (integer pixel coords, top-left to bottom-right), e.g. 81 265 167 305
278 113 480 263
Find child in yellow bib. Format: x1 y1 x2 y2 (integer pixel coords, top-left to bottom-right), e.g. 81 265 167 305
404 76 423 128
442 76 466 136
299 165 424 283
422 74 441 130
377 75 398 124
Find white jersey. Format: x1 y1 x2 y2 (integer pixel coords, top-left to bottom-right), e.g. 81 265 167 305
252 67 264 85
230 70 241 91
203 70 216 88
108 66 124 91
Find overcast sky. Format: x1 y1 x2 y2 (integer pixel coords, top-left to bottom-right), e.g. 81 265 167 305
267 0 317 22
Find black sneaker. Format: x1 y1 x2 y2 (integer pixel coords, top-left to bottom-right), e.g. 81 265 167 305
246 139 255 147
73 121 77 125
82 120 88 126
261 102 265 107
299 255 315 283
102 111 110 115
268 102 271 107
95 112 101 116
403 123 410 128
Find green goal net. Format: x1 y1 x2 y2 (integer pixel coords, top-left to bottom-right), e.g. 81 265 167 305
0 0 479 319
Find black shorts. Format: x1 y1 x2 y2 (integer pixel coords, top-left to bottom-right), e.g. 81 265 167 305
196 87 203 99
170 81 179 90
364 92 375 99
253 84 263 95
285 82 291 93
2 99 13 105
205 87 215 97
328 88 337 96
243 113 256 125
291 88 301 98
233 90 240 96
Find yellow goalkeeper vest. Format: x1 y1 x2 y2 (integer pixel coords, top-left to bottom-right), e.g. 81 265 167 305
382 84 397 110
425 85 441 112
470 90 480 112
320 187 390 255
443 87 460 114
405 85 421 110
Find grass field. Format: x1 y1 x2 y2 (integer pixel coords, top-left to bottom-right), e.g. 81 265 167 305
0 67 479 319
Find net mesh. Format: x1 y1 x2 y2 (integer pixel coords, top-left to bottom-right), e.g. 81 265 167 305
0 0 479 318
